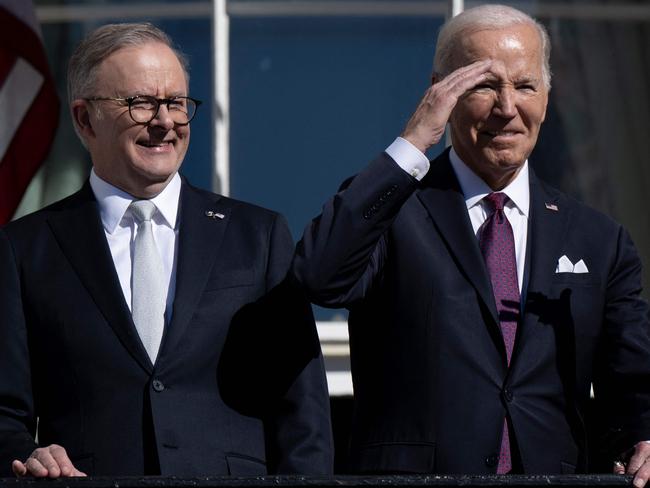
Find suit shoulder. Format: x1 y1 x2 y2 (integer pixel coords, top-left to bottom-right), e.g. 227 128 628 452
1 187 89 237
537 178 623 231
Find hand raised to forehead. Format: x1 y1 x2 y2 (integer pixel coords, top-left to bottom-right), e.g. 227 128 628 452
401 59 492 154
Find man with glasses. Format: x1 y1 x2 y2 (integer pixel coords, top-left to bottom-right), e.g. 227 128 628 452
0 23 332 477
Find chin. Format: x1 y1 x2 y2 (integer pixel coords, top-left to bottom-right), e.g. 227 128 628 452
484 150 527 169
135 157 181 176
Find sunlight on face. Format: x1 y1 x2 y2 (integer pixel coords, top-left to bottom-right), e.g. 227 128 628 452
86 42 191 198
448 24 549 190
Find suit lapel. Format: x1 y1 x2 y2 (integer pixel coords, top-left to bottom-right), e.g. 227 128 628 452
160 182 230 356
47 184 153 373
517 171 571 349
417 152 499 326
418 158 571 368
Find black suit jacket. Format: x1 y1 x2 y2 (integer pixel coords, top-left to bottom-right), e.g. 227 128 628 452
0 179 333 477
293 150 650 474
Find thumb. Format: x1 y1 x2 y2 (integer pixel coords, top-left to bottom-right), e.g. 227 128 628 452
12 460 27 477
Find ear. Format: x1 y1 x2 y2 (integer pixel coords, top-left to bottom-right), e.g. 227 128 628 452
540 90 549 124
70 100 96 141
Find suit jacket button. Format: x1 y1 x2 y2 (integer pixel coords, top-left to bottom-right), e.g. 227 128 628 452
503 388 513 402
152 379 165 392
485 454 499 468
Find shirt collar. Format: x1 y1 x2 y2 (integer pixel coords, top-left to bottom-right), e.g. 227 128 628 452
448 147 530 218
89 170 181 234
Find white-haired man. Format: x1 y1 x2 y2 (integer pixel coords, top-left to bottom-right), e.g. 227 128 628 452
0 23 332 477
293 4 650 484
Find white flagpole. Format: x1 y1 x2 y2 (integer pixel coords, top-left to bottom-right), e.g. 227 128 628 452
449 0 464 18
212 0 230 196
445 0 464 147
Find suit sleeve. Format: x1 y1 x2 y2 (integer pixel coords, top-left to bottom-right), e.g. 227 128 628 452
257 213 334 474
219 212 334 474
593 225 650 456
0 228 38 475
292 153 419 307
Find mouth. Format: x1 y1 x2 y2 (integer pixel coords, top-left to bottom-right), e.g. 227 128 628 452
479 129 524 146
482 130 521 138
136 140 175 152
137 139 174 147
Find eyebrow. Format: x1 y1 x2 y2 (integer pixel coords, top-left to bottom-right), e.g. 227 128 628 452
514 77 539 84
479 75 540 85
122 92 188 98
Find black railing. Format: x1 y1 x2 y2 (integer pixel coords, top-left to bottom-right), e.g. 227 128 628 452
0 475 635 488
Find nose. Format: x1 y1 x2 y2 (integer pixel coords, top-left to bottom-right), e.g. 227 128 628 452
149 103 175 130
493 87 517 119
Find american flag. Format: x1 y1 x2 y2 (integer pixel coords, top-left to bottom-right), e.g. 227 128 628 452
0 0 58 224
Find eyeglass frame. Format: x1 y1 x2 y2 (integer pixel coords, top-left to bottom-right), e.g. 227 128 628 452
84 95 202 126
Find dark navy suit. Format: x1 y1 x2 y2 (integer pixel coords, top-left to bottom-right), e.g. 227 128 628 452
0 180 332 476
293 149 650 474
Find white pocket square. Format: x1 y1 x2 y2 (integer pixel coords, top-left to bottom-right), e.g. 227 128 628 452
555 255 589 274
573 259 589 273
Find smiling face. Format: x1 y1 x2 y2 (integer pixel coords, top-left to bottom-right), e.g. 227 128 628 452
72 42 190 198
448 23 548 190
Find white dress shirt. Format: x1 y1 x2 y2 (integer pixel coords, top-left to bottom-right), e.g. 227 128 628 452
386 137 529 292
89 170 181 321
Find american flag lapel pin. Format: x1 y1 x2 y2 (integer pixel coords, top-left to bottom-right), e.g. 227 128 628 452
205 210 225 219
545 202 559 211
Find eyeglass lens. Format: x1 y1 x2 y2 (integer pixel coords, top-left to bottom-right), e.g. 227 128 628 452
129 96 197 124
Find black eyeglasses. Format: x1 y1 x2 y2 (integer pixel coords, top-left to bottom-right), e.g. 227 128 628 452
85 95 202 125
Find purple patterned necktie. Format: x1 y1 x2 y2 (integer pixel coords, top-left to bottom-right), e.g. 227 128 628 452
478 192 520 474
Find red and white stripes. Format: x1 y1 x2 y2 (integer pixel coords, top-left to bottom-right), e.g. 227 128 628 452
0 0 58 224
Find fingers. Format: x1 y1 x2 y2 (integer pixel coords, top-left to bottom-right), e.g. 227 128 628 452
616 441 650 488
11 460 27 477
613 460 626 474
627 441 650 488
50 444 77 477
13 444 81 478
632 459 650 488
23 455 50 477
401 59 493 153
433 59 493 102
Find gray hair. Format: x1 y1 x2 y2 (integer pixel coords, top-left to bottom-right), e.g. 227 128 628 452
433 4 551 90
67 22 189 104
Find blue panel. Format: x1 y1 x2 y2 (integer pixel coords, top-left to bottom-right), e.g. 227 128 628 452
230 17 445 319
231 17 446 237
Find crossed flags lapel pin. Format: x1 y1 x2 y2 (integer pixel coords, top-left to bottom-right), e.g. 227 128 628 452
545 202 559 211
205 210 225 219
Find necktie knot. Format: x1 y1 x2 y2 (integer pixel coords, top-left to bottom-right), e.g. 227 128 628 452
130 200 157 223
484 192 509 212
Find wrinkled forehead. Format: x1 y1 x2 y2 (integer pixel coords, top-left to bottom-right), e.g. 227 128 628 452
94 42 188 94
452 24 544 71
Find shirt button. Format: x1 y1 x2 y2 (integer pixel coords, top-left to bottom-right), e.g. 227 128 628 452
152 379 165 392
411 168 419 178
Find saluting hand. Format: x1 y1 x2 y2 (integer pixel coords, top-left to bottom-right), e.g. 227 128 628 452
401 59 493 153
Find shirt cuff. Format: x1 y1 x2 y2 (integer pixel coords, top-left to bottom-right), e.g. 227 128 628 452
385 137 430 181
